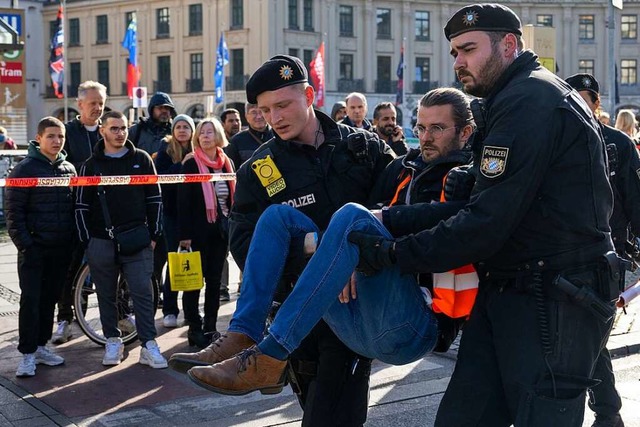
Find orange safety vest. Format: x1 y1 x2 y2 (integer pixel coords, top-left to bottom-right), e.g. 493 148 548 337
390 169 478 319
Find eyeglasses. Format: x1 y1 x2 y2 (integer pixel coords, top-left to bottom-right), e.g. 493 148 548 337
107 126 128 135
412 125 458 139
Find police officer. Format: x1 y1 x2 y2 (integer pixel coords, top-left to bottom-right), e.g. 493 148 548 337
344 4 618 426
169 55 395 426
566 73 639 427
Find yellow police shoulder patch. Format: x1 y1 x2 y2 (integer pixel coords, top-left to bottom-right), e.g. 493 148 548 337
251 154 286 197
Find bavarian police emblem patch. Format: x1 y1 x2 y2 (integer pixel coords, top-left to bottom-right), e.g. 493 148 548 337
480 146 509 178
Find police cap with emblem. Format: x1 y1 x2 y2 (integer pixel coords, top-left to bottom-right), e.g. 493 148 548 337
565 73 600 96
246 55 309 104
444 3 523 41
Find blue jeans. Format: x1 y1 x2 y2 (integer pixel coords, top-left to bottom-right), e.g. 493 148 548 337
229 203 438 365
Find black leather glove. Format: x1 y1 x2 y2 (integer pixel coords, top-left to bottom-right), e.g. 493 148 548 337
346 132 370 163
347 231 396 276
443 164 475 202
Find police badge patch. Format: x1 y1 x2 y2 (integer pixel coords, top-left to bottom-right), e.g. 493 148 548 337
480 145 509 178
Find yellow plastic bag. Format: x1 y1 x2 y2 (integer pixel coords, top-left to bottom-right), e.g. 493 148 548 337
168 249 204 291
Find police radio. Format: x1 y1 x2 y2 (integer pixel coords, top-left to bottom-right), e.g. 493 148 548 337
346 132 370 164
470 99 486 140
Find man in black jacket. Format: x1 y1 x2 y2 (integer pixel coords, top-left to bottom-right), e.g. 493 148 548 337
566 73 639 427
53 80 107 345
6 116 76 377
75 111 167 369
128 91 175 157
225 102 274 169
371 102 409 156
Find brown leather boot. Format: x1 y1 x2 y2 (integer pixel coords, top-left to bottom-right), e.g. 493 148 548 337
168 331 255 373
187 346 287 395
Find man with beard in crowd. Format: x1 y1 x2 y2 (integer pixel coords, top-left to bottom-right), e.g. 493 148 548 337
372 101 408 156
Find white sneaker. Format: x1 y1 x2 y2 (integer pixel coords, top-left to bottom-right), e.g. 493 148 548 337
139 340 168 369
163 314 178 328
102 337 124 366
118 314 136 335
51 320 72 344
16 353 36 377
35 345 65 366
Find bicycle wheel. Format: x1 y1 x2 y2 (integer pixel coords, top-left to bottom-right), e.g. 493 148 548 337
73 262 158 346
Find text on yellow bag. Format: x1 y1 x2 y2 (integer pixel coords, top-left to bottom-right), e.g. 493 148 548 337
168 249 204 291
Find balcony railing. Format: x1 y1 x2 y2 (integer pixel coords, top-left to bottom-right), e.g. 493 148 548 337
153 80 172 94
337 78 365 93
225 74 249 91
186 78 203 93
412 81 440 94
375 79 399 94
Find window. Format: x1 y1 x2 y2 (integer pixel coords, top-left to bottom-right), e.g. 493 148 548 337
621 15 637 40
231 49 244 78
376 56 392 92
190 53 203 80
416 57 430 82
69 18 80 46
415 11 430 41
303 0 314 31
49 20 58 41
125 11 135 28
288 0 299 30
621 59 637 85
96 15 108 44
288 48 299 58
536 14 553 27
340 54 353 80
188 53 203 92
579 15 595 41
377 8 391 39
70 62 81 94
578 59 595 76
303 49 314 76
189 4 203 36
157 56 172 93
414 57 431 94
156 7 170 38
231 0 243 29
97 60 109 91
339 5 353 37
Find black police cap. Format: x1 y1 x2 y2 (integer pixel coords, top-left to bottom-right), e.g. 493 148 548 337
246 55 308 104
444 3 523 41
565 73 600 95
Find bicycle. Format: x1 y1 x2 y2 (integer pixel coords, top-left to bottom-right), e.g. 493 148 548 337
72 260 159 346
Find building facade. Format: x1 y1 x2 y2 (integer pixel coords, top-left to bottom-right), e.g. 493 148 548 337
24 0 640 137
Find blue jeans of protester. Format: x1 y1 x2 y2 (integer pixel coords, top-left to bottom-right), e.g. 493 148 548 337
228 203 438 365
87 238 157 344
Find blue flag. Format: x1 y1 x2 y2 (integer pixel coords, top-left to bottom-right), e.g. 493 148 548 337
214 33 229 103
395 47 404 106
48 3 64 99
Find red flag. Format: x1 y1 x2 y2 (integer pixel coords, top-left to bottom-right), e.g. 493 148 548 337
309 42 325 108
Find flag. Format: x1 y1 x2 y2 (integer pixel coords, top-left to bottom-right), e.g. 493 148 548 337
214 33 229 103
48 3 64 99
615 64 620 105
122 16 139 99
395 47 404 106
309 42 325 107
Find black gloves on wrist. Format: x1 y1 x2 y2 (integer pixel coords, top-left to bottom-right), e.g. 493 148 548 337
347 231 396 276
443 164 475 202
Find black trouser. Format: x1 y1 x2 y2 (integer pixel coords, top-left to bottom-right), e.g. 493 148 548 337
589 345 622 416
182 224 228 332
56 239 84 322
435 268 614 427
290 320 371 427
18 244 72 354
153 228 168 292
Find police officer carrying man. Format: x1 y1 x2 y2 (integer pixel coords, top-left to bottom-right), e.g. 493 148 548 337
566 73 640 427
169 55 395 426
339 4 619 426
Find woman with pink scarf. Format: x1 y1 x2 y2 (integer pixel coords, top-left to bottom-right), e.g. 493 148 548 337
177 118 235 348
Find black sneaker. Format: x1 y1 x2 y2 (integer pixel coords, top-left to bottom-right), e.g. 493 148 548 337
592 413 625 427
220 291 230 302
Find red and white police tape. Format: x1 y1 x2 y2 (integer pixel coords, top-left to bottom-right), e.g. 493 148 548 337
0 173 236 188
